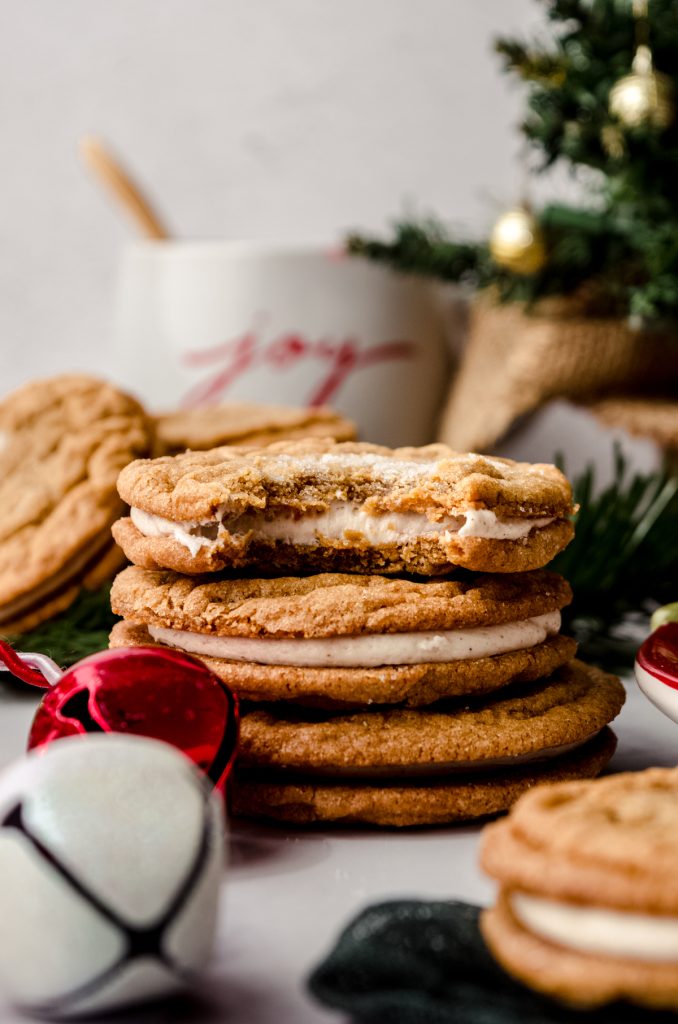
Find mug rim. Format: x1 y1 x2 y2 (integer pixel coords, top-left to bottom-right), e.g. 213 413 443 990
122 238 340 260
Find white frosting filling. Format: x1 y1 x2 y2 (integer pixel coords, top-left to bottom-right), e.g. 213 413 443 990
146 611 561 668
130 502 555 555
512 893 678 962
131 507 220 557
458 508 553 540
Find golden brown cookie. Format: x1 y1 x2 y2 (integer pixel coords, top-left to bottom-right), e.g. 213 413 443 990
0 375 152 633
230 729 617 827
113 515 573 577
110 566 572 637
154 402 356 454
4 542 127 634
111 621 576 709
236 661 624 774
109 566 575 707
480 767 678 1010
114 439 574 576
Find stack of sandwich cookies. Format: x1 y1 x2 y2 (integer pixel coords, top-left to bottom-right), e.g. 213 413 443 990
0 375 153 634
112 440 574 576
231 664 622 827
481 768 678 1011
109 434 625 826
110 566 621 824
110 567 577 708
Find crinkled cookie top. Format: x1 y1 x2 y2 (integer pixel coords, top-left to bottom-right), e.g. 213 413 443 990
118 439 573 522
111 565 572 638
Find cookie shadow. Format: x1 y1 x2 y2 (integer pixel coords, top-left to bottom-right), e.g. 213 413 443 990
227 820 334 877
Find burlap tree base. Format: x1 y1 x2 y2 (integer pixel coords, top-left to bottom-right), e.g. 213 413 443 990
438 295 678 454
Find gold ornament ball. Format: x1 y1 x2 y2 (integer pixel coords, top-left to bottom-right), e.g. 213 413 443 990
609 68 674 129
489 208 547 275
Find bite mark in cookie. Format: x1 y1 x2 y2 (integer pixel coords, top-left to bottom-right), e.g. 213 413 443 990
129 501 556 554
115 440 574 575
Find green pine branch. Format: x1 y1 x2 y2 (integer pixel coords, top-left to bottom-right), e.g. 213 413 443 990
3 586 118 669
347 210 632 315
350 1 678 322
346 222 490 285
551 449 678 668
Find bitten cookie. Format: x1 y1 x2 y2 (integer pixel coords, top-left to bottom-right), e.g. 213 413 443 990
110 566 576 707
154 402 356 454
0 375 152 633
481 767 678 1011
113 440 574 576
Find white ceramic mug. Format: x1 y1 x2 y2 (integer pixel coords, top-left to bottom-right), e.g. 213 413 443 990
112 241 450 446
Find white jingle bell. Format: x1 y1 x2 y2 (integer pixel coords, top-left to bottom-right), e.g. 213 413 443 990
0 734 224 1018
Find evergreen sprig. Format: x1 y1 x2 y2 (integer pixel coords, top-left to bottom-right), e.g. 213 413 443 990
349 0 678 322
551 450 678 667
347 210 632 314
4 586 118 669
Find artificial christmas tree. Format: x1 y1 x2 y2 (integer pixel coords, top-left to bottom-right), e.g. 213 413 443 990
349 0 678 453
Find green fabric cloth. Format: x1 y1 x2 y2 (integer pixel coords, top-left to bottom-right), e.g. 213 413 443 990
308 900 676 1024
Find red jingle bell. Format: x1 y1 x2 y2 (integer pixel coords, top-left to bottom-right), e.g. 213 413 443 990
635 619 678 731
0 640 239 793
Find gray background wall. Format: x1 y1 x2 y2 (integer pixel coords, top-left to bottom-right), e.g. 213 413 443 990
1 0 575 392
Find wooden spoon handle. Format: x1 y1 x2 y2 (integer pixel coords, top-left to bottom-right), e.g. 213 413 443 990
80 136 170 240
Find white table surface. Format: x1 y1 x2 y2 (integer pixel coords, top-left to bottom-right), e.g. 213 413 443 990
0 673 675 1024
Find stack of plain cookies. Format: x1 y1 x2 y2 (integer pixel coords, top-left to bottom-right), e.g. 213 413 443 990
0 375 153 634
109 438 625 827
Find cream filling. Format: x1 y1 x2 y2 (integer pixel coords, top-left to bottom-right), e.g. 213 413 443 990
130 502 555 556
146 611 561 668
512 893 678 962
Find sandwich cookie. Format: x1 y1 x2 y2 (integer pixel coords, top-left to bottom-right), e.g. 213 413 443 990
481 768 678 1011
230 730 617 828
235 662 624 777
113 440 574 576
0 375 152 633
154 401 356 454
109 566 576 708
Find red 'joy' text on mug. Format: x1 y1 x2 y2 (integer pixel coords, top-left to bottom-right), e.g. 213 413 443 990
180 321 417 408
